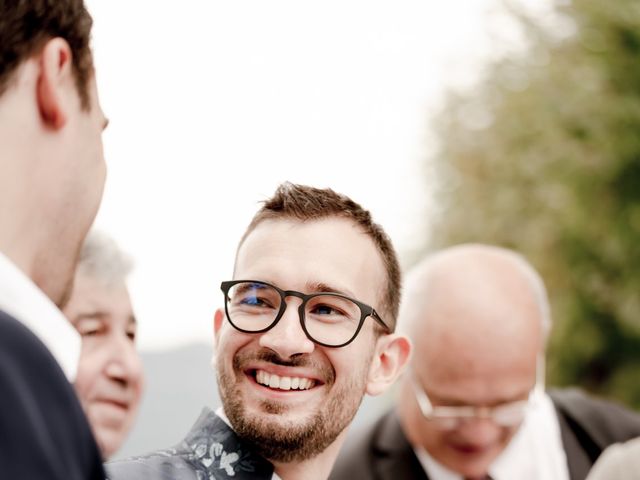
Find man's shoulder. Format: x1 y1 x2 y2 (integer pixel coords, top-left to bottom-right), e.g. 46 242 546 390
331 409 423 480
0 308 66 389
108 409 274 480
588 437 640 480
549 387 640 447
107 447 200 480
0 309 104 479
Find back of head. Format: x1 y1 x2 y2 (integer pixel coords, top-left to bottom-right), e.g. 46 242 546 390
239 182 402 329
0 0 103 307
0 0 94 106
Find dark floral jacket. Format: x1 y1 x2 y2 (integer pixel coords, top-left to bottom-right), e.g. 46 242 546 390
106 408 274 480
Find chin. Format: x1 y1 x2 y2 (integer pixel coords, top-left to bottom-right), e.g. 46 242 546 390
95 429 125 460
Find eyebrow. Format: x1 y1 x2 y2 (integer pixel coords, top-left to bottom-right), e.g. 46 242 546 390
72 311 137 326
306 281 357 299
72 311 104 322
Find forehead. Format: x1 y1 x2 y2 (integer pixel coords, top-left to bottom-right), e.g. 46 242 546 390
235 217 386 307
65 273 133 319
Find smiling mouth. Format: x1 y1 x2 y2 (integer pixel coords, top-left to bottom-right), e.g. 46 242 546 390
254 369 316 391
95 399 129 411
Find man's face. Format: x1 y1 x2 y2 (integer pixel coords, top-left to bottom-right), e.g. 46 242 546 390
402 361 535 477
214 217 388 462
398 249 544 478
63 272 143 459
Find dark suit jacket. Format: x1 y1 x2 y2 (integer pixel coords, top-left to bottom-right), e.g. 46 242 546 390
330 389 640 480
0 309 104 479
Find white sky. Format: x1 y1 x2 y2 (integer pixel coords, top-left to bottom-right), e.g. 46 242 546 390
85 0 546 351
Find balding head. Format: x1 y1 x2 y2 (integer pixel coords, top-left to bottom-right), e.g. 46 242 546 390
397 244 549 477
401 244 550 345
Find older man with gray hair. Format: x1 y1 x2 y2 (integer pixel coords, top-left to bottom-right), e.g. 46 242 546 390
332 244 640 480
63 231 144 459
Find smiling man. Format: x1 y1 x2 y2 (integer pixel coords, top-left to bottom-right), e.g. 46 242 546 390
63 231 144 459
331 244 640 480
107 183 411 480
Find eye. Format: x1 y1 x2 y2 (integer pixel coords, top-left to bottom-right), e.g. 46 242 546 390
311 304 341 315
75 318 104 337
241 295 267 306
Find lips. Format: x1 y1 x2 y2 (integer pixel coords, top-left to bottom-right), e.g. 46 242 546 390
255 369 316 391
94 398 129 410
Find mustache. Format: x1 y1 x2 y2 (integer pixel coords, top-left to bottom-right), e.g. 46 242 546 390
233 348 335 384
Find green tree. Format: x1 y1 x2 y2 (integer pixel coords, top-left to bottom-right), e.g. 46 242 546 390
427 0 640 406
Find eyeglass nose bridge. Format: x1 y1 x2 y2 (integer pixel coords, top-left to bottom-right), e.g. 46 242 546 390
267 289 313 333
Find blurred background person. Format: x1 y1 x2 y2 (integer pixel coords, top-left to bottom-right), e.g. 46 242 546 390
586 437 640 480
332 244 640 480
64 230 144 459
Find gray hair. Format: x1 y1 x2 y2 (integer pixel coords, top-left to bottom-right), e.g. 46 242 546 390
77 230 133 287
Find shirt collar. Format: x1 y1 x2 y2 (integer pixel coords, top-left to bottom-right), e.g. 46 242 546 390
0 251 80 381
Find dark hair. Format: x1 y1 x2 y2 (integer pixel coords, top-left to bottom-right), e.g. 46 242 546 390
0 0 94 107
239 182 401 331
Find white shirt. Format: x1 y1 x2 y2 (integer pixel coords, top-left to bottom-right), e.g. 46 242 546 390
0 251 80 381
414 390 571 480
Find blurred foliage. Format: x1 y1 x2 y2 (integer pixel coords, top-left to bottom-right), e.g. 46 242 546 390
427 0 640 406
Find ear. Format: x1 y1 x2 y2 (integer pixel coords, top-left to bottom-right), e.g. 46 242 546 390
37 38 74 129
213 308 225 338
366 333 412 396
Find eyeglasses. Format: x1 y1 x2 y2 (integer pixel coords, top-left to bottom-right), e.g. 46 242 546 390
410 370 543 430
220 280 390 348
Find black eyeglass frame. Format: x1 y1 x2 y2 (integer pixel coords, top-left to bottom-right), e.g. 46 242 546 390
220 279 390 348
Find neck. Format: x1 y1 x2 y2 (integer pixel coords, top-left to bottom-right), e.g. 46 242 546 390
271 428 348 480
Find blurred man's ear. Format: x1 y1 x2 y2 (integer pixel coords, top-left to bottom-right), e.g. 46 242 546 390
37 38 75 129
366 334 412 396
213 308 225 337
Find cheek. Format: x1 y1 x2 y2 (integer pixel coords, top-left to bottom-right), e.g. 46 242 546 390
74 357 100 400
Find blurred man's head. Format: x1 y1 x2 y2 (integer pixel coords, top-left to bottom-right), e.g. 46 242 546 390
397 244 550 478
0 0 107 306
63 231 143 459
214 183 410 472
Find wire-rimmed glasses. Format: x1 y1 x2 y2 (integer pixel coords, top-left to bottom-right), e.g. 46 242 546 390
410 357 545 430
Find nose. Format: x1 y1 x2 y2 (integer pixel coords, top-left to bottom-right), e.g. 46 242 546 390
105 334 143 388
258 298 315 359
456 417 503 446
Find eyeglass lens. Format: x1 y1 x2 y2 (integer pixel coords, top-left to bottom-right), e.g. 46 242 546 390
225 281 363 346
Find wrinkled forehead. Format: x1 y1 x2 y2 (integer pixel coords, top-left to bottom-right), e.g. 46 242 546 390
234 217 387 309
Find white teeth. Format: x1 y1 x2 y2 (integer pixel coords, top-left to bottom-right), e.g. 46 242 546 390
255 370 315 391
280 377 292 390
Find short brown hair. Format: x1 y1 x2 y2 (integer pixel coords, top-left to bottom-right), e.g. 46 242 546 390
239 182 401 331
0 0 94 107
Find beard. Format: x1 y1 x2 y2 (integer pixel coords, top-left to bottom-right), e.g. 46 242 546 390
217 347 371 463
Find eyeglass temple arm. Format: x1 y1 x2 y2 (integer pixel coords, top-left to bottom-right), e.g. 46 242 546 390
371 309 391 332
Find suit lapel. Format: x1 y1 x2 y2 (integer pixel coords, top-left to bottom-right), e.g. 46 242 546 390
552 395 592 480
372 411 430 480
